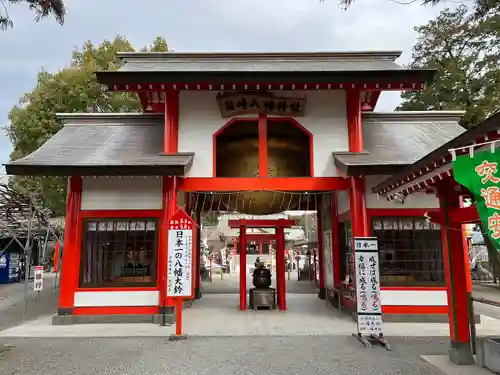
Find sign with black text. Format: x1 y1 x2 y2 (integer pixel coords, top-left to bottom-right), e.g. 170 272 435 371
216 92 306 117
33 265 44 292
354 237 382 336
167 210 195 298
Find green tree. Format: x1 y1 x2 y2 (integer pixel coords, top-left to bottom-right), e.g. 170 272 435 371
1 0 65 30
6 35 169 215
202 212 221 227
337 0 500 16
397 5 500 128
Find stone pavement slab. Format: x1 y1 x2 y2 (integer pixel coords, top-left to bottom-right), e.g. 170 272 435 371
421 355 494 375
201 272 317 294
3 294 500 338
0 336 450 375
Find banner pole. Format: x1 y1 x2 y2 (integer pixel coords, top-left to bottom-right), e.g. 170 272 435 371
175 298 183 336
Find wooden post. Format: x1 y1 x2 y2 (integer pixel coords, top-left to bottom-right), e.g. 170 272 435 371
53 241 60 273
347 91 368 290
239 223 247 311
194 207 202 299
175 298 183 335
57 176 82 316
317 206 326 299
438 187 474 365
331 193 341 286
277 225 287 310
313 250 317 282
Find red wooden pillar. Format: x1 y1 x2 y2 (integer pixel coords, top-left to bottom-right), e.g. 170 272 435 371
159 89 179 317
331 193 341 286
275 238 281 307
53 240 60 273
164 89 179 153
276 225 287 310
239 224 247 311
317 207 326 299
58 176 83 316
194 206 202 299
439 187 474 365
347 89 368 288
259 240 263 255
159 177 178 314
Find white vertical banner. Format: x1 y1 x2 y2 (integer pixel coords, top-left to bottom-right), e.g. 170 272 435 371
323 229 334 288
33 265 44 292
354 237 382 336
167 211 194 298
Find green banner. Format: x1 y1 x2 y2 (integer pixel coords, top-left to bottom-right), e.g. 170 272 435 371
453 150 500 250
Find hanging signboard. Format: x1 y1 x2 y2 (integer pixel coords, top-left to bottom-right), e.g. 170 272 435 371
33 265 44 292
354 237 382 336
216 92 306 117
167 210 195 298
453 149 500 251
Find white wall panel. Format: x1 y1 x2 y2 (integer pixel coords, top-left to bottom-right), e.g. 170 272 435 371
81 177 163 210
381 289 447 306
178 90 349 178
74 291 159 307
337 190 350 214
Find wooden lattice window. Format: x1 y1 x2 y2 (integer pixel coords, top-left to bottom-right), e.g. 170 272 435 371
80 219 158 288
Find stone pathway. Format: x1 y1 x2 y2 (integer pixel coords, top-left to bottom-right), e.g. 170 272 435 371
0 274 58 332
201 271 317 294
3 293 500 338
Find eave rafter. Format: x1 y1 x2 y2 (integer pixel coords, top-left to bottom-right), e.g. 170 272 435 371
375 129 500 202
105 82 426 94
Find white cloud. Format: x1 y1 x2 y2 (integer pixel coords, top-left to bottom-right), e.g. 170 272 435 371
0 0 458 166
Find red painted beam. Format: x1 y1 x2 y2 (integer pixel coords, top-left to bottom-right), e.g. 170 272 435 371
451 205 479 224
181 177 349 192
228 219 296 228
426 205 479 225
242 234 276 241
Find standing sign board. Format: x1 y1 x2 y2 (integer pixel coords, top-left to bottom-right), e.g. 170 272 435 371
167 210 195 299
354 237 382 335
33 265 44 292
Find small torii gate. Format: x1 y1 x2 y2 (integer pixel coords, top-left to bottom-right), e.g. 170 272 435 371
228 218 295 311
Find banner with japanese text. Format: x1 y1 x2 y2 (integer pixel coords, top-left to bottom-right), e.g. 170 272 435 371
453 150 500 250
354 237 382 336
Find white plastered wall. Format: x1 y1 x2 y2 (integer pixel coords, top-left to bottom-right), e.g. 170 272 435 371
365 175 439 209
336 190 350 215
177 90 349 178
81 176 163 210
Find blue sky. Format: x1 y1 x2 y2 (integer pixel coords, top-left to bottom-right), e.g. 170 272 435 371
0 0 456 178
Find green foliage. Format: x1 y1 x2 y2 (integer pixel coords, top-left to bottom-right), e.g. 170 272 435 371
398 5 500 128
1 0 65 30
337 0 500 16
202 212 221 227
5 35 169 215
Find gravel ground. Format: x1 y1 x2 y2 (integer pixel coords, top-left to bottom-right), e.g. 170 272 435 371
0 336 449 375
